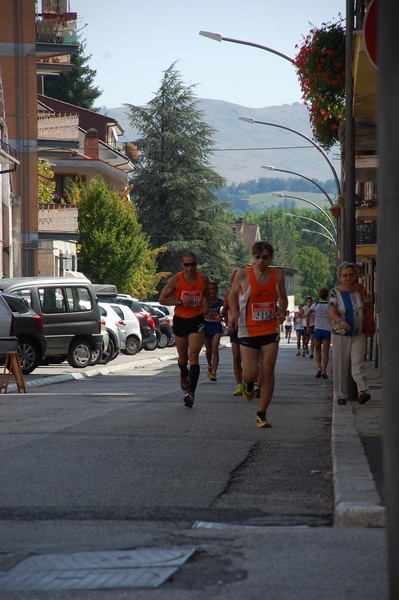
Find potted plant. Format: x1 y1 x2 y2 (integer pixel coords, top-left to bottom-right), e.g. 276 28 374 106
295 17 346 151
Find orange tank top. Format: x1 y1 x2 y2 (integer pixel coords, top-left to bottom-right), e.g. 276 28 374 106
238 266 279 337
174 271 205 319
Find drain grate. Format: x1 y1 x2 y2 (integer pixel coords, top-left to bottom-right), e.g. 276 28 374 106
0 547 196 591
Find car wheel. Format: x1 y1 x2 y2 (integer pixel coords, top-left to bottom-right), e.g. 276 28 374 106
157 332 168 349
125 335 141 355
89 347 101 365
143 334 157 351
166 333 175 347
67 339 93 368
18 337 41 375
99 336 115 364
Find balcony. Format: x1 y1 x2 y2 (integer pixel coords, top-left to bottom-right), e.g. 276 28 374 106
38 204 78 235
37 112 79 147
0 138 19 169
36 12 78 58
356 220 377 260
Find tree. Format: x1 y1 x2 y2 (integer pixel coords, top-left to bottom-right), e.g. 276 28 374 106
125 63 235 283
38 160 56 204
43 40 102 109
76 177 165 296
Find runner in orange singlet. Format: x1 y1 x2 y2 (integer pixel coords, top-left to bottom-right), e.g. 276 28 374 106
159 251 210 408
229 241 288 428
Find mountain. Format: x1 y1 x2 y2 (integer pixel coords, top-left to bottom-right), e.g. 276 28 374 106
100 99 340 185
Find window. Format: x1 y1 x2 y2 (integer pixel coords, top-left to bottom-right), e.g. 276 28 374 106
39 287 66 313
65 287 92 312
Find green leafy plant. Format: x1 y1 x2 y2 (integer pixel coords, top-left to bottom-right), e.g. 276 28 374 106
295 17 345 151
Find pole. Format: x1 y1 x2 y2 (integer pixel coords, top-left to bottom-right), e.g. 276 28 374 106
265 166 336 205
199 31 295 64
379 1 399 596
240 117 341 198
273 193 337 233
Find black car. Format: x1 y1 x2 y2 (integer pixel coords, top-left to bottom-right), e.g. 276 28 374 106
0 292 47 374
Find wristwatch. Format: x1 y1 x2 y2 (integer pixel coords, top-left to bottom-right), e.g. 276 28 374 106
176 301 183 306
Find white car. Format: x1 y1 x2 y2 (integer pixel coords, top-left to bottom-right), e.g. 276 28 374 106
108 303 142 355
98 302 126 362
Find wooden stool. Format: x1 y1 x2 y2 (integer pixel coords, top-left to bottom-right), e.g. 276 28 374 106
0 352 26 393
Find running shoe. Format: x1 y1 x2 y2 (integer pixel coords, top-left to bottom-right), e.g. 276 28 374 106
315 370 322 378
233 384 243 396
210 373 217 382
207 367 212 380
321 372 328 379
180 376 189 392
242 381 255 402
183 391 194 408
255 387 261 399
302 352 306 357
296 351 300 356
358 392 371 404
309 354 314 359
256 414 272 428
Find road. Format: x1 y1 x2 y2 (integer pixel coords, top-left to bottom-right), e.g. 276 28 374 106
0 341 387 599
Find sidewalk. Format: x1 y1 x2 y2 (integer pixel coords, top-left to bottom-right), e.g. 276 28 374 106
5 341 385 529
332 357 385 527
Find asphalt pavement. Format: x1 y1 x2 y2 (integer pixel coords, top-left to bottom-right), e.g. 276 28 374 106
12 337 385 529
0 337 388 599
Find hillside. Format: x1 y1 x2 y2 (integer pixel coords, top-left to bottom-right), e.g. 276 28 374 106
101 99 341 185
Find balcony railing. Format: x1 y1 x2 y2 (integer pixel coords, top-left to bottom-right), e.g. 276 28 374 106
36 13 77 45
38 204 78 233
37 112 79 141
356 221 377 245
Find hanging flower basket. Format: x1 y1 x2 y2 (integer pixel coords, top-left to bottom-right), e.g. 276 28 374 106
295 17 346 151
330 203 343 218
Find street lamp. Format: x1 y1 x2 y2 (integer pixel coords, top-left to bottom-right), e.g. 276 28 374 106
199 31 295 64
264 166 335 206
272 192 337 234
239 116 341 198
284 212 336 244
301 228 337 245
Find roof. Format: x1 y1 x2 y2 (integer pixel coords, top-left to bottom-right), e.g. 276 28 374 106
228 221 261 247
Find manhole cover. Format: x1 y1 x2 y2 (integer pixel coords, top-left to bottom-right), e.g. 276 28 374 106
0 547 196 591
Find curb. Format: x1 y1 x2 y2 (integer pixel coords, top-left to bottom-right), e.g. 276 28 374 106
332 399 386 527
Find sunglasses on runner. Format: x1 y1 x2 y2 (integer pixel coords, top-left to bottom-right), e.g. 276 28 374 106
254 254 270 260
182 261 197 267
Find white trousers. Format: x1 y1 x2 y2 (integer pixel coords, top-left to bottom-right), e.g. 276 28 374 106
331 334 368 401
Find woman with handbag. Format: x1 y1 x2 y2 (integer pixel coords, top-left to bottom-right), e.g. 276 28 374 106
329 261 374 405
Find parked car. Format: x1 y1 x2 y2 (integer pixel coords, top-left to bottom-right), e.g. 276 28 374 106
0 277 103 369
107 303 142 356
98 303 125 363
147 305 174 348
93 286 158 352
0 292 47 374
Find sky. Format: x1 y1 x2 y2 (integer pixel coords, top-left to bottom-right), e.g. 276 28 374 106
75 0 346 110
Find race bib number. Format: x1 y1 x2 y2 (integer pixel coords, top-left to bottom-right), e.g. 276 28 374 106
251 301 275 321
181 290 202 306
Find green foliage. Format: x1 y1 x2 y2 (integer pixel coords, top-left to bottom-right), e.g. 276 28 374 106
43 40 102 109
77 177 162 295
125 63 236 285
215 177 338 213
38 160 56 204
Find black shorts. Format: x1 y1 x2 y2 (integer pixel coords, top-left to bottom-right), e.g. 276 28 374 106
173 314 204 338
239 333 280 349
229 328 240 344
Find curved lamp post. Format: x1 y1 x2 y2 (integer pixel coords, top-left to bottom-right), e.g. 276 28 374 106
239 116 341 198
199 31 295 64
263 165 335 206
284 212 336 244
272 192 337 234
301 228 337 246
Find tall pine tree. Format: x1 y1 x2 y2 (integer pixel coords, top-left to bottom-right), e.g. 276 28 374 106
125 63 236 283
